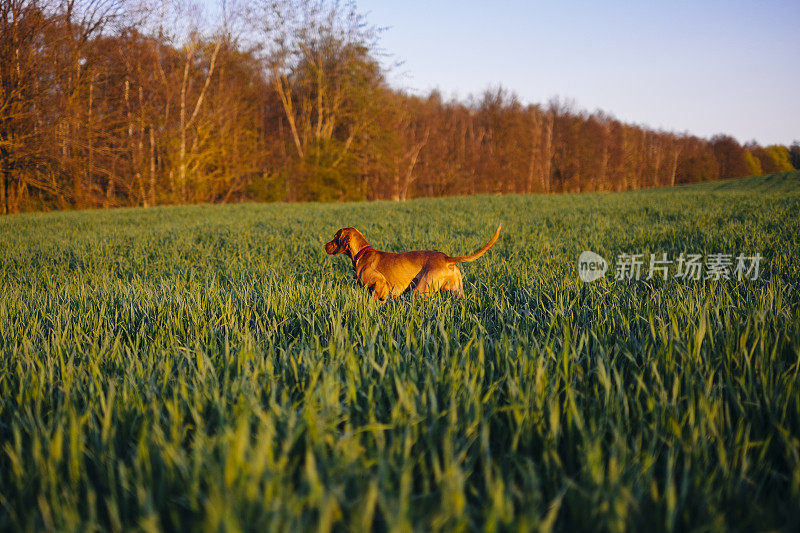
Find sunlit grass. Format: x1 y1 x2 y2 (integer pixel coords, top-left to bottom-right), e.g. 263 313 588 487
1 171 799 530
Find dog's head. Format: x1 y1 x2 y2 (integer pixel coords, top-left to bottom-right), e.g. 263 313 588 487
325 227 363 256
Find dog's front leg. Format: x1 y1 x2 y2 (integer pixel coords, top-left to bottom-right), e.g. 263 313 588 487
360 271 392 300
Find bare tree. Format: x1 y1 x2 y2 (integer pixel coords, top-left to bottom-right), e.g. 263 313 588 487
255 0 384 199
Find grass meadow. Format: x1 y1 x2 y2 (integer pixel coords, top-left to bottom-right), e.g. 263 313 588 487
1 171 799 531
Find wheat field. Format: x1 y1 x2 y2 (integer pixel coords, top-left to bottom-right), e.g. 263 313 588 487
1 172 799 531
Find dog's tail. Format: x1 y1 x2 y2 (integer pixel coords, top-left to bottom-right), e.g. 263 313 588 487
447 224 501 263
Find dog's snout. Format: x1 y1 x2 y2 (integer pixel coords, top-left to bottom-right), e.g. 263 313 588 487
324 241 336 254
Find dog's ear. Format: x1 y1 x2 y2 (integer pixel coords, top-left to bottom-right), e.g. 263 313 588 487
339 229 351 248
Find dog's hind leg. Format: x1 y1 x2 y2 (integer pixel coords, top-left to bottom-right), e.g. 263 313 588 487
436 266 464 298
411 270 437 298
413 266 462 298
447 267 464 298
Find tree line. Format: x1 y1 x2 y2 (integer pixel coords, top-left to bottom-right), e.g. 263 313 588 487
1 0 797 214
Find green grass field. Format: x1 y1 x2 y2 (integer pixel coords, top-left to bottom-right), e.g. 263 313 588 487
1 171 799 531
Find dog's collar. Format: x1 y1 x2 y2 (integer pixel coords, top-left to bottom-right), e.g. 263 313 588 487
353 245 373 263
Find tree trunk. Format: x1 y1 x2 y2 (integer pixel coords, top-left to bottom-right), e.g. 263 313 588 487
179 39 222 203
86 75 94 205
392 157 401 201
400 129 429 201
179 50 190 202
272 69 304 159
670 149 679 187
149 126 157 205
1 153 8 215
542 112 553 193
598 122 610 190
526 111 538 194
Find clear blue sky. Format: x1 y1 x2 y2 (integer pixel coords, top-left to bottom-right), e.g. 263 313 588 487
358 0 799 146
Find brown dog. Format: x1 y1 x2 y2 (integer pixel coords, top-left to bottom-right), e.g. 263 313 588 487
324 225 501 299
